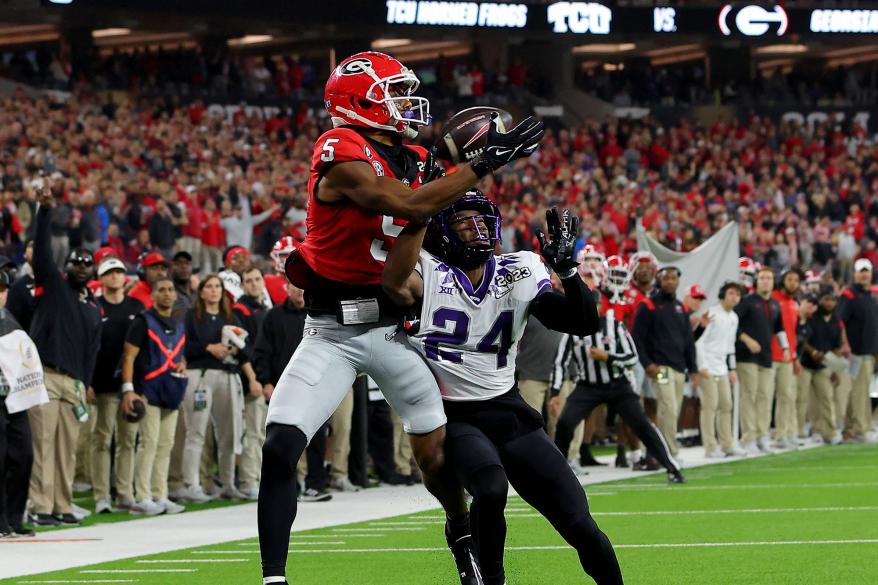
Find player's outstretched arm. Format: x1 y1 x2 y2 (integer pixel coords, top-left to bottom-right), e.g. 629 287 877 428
382 221 426 307
531 208 601 336
321 161 480 222
320 114 543 222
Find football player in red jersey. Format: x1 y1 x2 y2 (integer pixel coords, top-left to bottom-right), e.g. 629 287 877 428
258 52 544 585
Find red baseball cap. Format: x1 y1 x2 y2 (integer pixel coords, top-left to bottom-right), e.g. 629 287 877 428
688 284 707 299
141 252 169 267
224 246 250 267
93 246 117 266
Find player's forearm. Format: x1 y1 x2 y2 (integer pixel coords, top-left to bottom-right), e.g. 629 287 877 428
531 276 600 336
120 344 138 386
380 166 479 221
382 222 426 307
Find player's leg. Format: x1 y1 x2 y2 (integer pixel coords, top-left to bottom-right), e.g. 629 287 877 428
611 383 683 481
258 321 358 584
554 382 601 463
367 327 478 584
501 429 623 585
444 421 508 585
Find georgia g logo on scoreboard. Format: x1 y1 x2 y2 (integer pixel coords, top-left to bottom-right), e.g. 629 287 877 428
719 4 788 37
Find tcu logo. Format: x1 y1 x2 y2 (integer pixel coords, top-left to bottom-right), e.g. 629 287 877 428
339 58 373 75
719 4 788 37
547 2 612 34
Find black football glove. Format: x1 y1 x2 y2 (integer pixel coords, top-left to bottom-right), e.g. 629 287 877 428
471 113 544 177
423 147 446 183
537 207 579 279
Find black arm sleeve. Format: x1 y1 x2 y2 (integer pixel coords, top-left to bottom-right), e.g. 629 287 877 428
33 205 62 288
529 276 600 336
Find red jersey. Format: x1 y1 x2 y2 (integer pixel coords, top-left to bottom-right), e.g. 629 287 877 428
264 274 288 305
298 128 431 285
623 285 650 331
128 280 154 309
602 291 634 324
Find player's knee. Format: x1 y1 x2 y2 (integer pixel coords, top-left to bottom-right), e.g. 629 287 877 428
469 466 508 510
262 423 307 477
413 446 445 477
558 513 602 548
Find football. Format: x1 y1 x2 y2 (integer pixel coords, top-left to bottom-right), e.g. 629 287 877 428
434 106 514 165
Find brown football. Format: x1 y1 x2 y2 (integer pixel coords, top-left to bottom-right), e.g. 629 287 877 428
434 106 514 165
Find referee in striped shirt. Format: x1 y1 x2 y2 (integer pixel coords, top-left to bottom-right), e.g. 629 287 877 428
550 295 686 483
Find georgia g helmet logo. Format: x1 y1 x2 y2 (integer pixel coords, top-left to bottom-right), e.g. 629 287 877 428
339 58 373 75
719 4 788 37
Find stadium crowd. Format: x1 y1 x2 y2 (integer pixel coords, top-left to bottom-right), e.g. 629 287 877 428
1 78 878 535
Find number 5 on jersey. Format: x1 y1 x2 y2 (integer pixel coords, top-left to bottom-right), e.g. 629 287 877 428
370 215 405 263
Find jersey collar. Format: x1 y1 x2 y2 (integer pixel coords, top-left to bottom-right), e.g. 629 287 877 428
450 257 495 305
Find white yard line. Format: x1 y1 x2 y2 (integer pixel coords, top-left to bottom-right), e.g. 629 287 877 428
280 539 878 554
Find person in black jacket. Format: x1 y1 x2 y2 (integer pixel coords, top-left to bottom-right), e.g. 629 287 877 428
735 267 789 454
27 188 102 527
799 287 845 445
6 240 35 333
794 295 819 439
180 274 261 503
836 258 878 442
251 281 331 502
0 271 36 537
233 266 269 500
632 266 699 457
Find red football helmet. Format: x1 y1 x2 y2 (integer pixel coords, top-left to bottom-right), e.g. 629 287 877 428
271 236 299 273
628 251 659 276
576 244 605 282
739 256 758 287
604 255 631 295
325 52 430 139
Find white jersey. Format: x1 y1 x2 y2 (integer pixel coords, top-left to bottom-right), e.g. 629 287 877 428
408 250 552 401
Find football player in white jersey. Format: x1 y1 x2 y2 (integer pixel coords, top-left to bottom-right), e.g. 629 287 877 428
382 191 623 585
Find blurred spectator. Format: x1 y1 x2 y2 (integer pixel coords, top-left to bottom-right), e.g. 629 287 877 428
180 275 259 502
0 271 36 538
232 266 268 500
795 296 819 438
695 282 745 458
799 287 845 445
771 270 802 450
735 267 788 455
632 267 698 457
6 241 35 333
27 192 101 526
129 252 170 309
89 257 145 515
119 277 187 516
170 251 196 322
836 259 878 442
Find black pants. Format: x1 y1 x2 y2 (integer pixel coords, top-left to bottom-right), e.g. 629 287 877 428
0 400 33 531
444 389 622 585
556 380 679 473
305 423 329 491
367 399 397 482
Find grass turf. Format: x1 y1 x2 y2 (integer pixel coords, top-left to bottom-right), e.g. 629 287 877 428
4 444 877 585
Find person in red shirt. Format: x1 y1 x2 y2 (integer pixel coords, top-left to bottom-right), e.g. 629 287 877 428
128 252 169 309
200 198 224 274
771 269 802 449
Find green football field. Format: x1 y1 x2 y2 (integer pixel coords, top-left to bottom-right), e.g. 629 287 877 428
5 444 877 585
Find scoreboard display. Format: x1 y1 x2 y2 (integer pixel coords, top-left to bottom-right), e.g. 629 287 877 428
43 1 878 39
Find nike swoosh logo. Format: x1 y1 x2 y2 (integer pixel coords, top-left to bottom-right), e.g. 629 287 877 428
492 147 514 158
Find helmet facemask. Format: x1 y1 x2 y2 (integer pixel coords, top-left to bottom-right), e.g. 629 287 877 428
425 193 501 271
